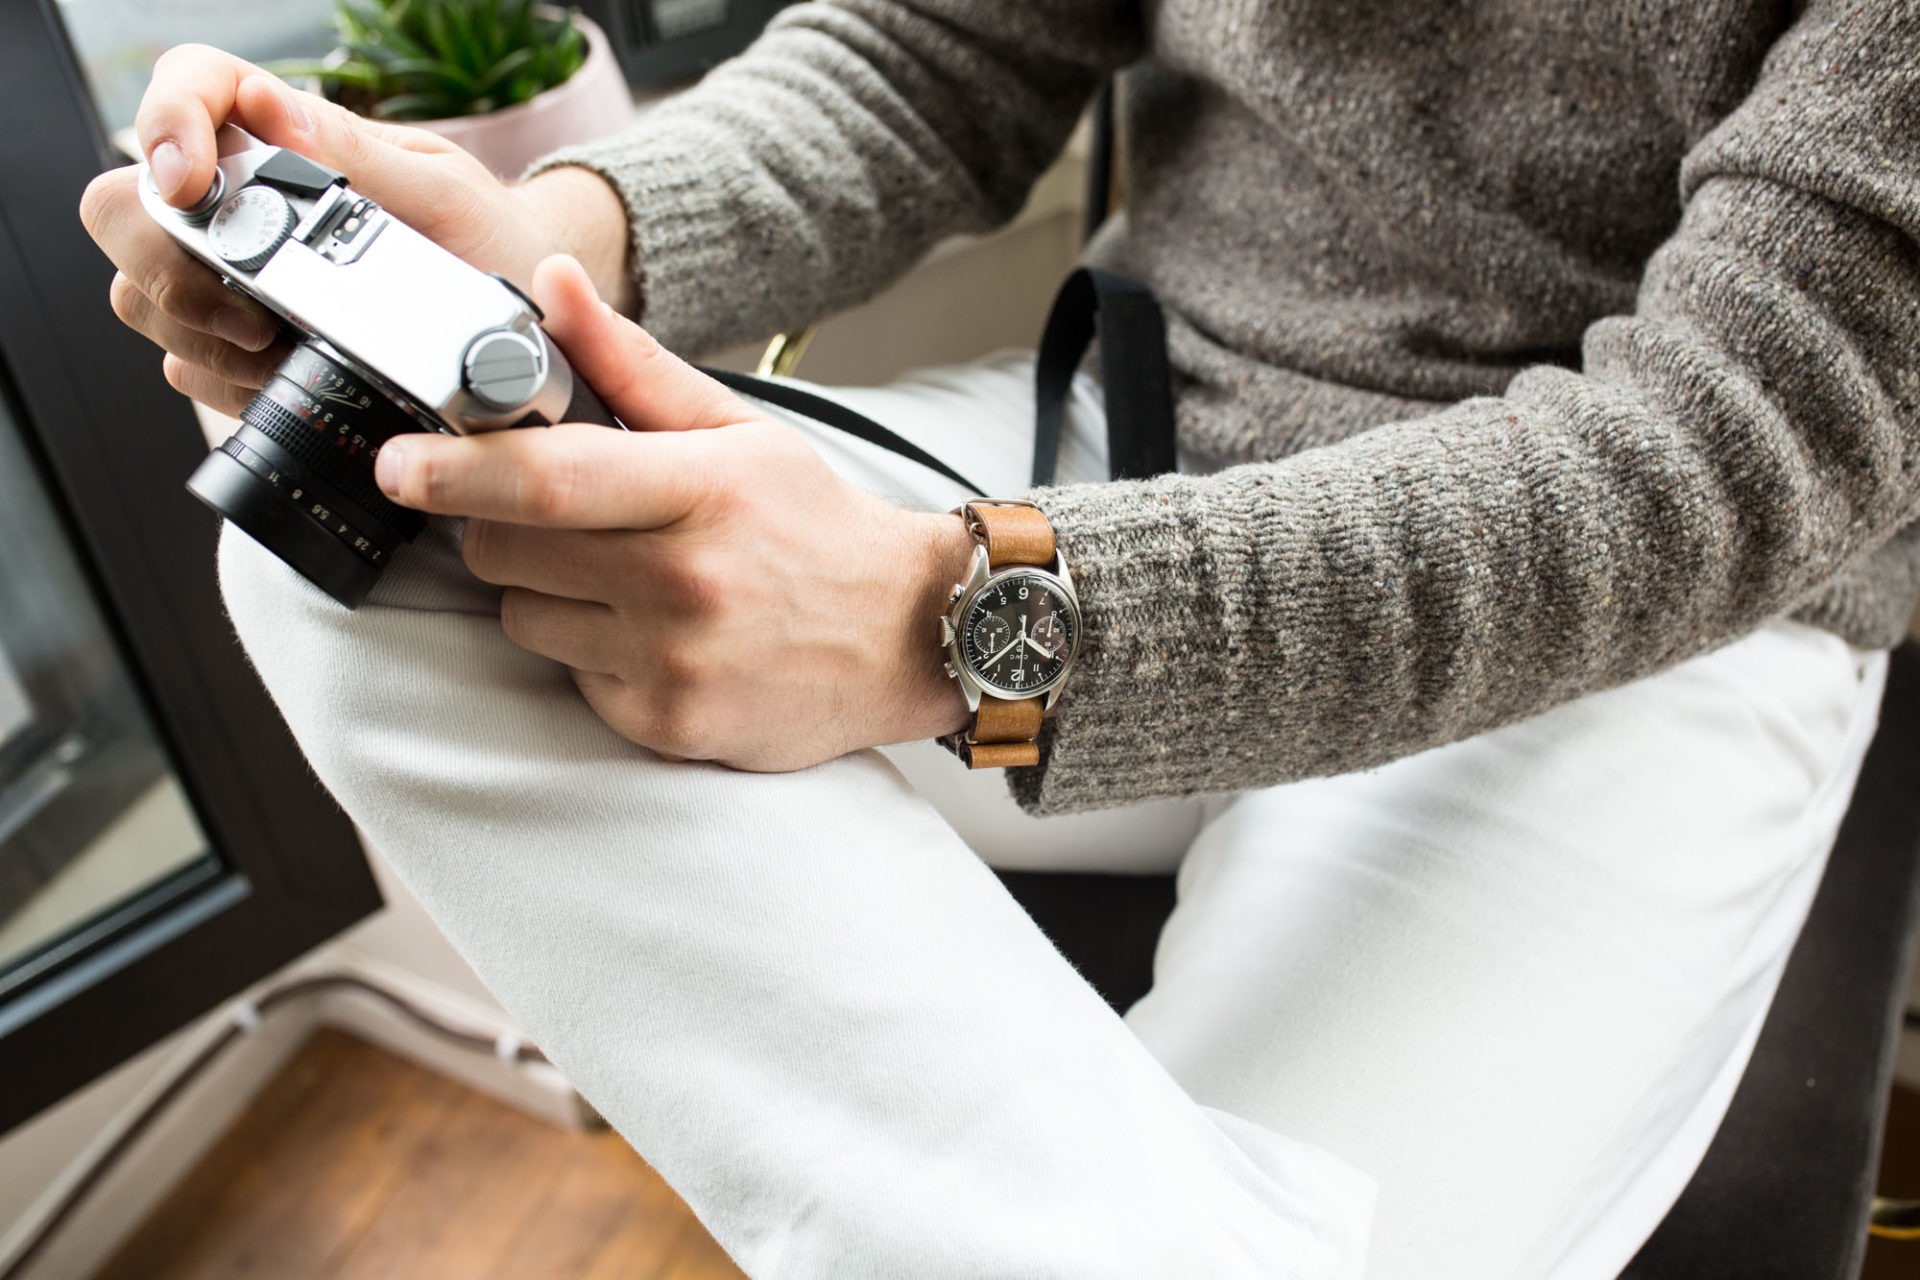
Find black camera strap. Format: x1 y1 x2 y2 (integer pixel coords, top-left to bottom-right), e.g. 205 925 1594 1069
697 266 1177 496
700 365 983 493
1031 267 1177 486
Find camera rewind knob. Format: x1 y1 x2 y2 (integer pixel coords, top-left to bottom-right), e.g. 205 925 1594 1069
208 185 297 273
461 329 548 413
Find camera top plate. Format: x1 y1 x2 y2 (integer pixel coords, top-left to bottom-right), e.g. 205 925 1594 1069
138 127 597 435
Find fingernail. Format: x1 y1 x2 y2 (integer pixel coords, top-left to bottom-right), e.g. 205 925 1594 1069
148 140 189 199
210 308 274 352
375 440 409 497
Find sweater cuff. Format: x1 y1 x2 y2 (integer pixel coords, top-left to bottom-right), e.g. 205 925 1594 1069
1008 471 1306 815
525 124 766 355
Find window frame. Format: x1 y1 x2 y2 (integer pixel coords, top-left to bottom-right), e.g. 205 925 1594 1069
0 0 380 1134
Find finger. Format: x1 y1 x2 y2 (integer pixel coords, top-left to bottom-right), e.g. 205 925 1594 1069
230 73 463 217
139 48 459 216
567 669 692 763
135 44 266 205
498 587 619 675
531 255 747 433
234 70 454 157
375 423 708 528
162 352 254 417
80 169 279 350
110 273 287 387
461 520 633 601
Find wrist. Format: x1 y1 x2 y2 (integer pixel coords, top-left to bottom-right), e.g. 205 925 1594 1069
891 509 976 743
513 165 637 316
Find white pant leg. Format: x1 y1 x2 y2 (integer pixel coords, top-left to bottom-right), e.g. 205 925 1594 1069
1123 619 1887 1279
214 348 1371 1280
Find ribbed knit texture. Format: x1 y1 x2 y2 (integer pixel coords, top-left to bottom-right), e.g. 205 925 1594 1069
533 1 1920 813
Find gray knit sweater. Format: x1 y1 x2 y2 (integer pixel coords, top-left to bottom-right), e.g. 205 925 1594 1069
535 0 1920 815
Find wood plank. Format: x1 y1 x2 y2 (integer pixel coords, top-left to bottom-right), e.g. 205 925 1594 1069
90 1029 743 1280
95 1029 468 1280
482 1134 688 1280
654 1217 752 1280
322 1081 575 1279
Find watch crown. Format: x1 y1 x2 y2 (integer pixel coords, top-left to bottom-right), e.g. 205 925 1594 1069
939 617 956 645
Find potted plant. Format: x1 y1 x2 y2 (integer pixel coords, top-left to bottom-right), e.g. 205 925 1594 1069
275 0 632 178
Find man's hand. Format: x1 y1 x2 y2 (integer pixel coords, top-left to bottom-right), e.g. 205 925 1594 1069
78 43 631 416
377 256 976 770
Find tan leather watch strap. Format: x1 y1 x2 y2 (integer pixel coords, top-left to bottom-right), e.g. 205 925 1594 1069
956 695 1043 769
965 502 1055 569
949 503 1059 770
975 693 1043 743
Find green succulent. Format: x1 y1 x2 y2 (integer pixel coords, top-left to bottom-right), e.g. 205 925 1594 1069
272 0 588 122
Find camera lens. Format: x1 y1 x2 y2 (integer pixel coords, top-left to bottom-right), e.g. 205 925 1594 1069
186 343 428 608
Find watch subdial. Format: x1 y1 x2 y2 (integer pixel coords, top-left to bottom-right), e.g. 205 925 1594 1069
969 615 1012 667
1029 611 1069 658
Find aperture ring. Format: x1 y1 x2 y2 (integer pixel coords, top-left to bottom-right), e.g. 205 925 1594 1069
222 428 414 567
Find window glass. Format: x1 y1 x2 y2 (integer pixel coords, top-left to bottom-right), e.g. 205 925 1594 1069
0 384 217 993
57 0 337 139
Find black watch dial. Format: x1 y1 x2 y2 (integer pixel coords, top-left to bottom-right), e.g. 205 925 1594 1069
958 572 1078 696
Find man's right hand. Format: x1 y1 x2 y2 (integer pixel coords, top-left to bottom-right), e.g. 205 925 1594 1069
79 43 632 416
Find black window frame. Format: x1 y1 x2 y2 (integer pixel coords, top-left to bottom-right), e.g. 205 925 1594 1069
0 0 381 1134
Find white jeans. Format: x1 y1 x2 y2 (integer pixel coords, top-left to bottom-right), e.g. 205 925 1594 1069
218 350 1888 1279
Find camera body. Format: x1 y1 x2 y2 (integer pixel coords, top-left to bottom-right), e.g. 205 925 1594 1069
139 128 606 435
139 128 617 608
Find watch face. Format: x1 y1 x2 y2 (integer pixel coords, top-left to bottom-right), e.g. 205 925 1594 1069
958 571 1079 697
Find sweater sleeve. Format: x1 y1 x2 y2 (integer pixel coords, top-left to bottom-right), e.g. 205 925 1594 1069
1014 1 1920 814
528 1 1139 355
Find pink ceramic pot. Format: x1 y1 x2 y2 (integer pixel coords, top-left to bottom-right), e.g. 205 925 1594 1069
411 11 631 178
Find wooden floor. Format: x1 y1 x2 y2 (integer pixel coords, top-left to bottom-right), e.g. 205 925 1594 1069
93 1029 745 1280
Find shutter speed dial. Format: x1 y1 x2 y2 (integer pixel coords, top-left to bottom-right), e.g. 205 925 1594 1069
207 185 296 273
461 329 548 412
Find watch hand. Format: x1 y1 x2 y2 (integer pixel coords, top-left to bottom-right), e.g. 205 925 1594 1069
984 633 1024 668
1024 635 1054 658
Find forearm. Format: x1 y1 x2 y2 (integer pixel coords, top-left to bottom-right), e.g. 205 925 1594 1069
1018 5 1920 814
527 1 1139 354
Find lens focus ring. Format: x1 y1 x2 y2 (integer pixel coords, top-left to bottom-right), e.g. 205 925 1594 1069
240 388 421 541
188 342 432 608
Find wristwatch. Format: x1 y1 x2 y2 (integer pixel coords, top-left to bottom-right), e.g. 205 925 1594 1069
937 500 1081 768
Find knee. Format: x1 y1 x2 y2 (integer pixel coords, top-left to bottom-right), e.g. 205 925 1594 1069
218 516 499 640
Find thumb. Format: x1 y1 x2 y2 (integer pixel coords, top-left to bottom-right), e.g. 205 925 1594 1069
532 255 748 433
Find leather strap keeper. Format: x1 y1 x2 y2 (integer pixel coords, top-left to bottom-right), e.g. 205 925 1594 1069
959 739 1041 769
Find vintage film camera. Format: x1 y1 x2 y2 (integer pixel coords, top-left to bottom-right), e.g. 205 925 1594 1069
140 128 620 608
